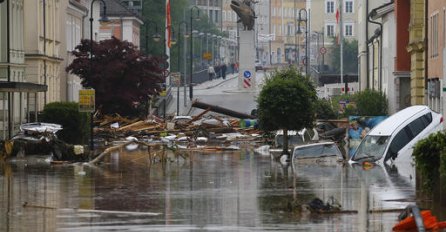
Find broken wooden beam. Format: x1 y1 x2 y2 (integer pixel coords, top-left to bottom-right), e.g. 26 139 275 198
192 100 256 119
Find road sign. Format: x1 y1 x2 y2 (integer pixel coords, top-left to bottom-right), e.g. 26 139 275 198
79 89 95 112
171 72 181 86
203 52 212 60
243 70 252 78
243 71 252 88
320 47 327 54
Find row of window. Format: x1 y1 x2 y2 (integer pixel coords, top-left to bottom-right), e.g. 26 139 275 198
268 1 354 16
196 0 221 7
270 23 354 37
326 0 354 14
429 10 446 58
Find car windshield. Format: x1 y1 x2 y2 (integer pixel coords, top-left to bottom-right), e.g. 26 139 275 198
293 143 340 159
351 135 390 162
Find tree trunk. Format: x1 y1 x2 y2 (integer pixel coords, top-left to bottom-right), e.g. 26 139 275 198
192 100 256 119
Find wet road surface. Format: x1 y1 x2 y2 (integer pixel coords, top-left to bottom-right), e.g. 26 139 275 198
0 145 442 231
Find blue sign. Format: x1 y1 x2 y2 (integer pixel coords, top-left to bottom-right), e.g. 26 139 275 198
243 71 252 78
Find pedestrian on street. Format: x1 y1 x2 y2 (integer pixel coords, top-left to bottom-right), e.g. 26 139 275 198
222 63 227 80
208 65 215 81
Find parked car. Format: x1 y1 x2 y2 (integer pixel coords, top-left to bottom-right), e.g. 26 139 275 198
255 60 263 71
291 141 344 165
274 128 319 148
349 105 443 164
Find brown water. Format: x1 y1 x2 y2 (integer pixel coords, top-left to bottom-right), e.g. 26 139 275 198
0 146 444 231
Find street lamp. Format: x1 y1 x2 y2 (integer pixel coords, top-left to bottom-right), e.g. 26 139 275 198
217 35 222 63
212 34 217 65
189 5 200 100
297 8 308 75
176 21 188 115
314 29 325 72
144 20 161 54
199 32 204 67
89 0 109 151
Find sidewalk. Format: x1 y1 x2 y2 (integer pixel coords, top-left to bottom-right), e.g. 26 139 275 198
166 73 238 116
193 73 238 90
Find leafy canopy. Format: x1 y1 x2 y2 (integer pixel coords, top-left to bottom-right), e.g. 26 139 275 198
330 38 358 74
66 37 168 116
257 67 317 132
330 89 388 118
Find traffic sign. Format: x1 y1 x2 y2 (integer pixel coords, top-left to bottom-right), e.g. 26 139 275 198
243 70 252 78
203 52 212 60
79 89 95 112
320 47 327 54
171 72 181 86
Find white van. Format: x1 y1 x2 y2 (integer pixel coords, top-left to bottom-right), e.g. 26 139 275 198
349 105 443 164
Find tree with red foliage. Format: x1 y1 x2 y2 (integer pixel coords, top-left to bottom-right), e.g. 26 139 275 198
66 37 168 117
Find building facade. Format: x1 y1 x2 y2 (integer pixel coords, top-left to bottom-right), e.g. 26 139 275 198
427 0 446 115
101 0 143 46
369 2 400 114
64 0 88 103
24 0 66 111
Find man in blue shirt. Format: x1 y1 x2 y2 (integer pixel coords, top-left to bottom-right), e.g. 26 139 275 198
348 120 363 157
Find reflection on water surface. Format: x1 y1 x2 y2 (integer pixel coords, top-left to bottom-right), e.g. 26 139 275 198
0 146 444 231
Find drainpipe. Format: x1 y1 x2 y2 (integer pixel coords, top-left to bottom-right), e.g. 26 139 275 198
368 13 383 92
424 0 428 105
365 0 369 89
367 29 380 90
43 0 47 106
369 38 375 89
6 0 11 138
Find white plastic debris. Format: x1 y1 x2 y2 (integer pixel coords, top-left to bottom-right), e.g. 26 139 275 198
110 122 119 129
73 145 84 155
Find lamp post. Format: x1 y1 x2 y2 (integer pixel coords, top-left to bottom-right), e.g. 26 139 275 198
198 32 204 67
189 6 200 100
217 35 222 64
89 0 108 151
176 21 189 115
314 29 324 72
297 8 308 75
144 20 161 54
212 34 217 65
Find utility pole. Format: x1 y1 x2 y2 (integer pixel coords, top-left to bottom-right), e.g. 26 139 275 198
339 0 344 90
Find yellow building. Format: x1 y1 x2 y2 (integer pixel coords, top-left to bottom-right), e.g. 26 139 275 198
24 0 66 111
407 0 425 105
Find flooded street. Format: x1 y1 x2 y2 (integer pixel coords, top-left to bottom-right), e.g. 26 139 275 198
0 145 444 231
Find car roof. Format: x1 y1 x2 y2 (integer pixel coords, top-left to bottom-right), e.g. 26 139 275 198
293 141 335 150
368 105 429 136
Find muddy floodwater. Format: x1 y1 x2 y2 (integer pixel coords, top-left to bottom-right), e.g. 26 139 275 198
1 145 445 231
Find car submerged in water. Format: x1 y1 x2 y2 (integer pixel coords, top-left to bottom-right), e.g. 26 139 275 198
291 141 344 165
349 105 443 164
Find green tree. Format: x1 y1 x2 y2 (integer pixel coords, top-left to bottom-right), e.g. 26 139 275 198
41 102 89 144
354 89 388 116
315 98 337 119
257 67 317 157
330 89 387 118
330 38 358 74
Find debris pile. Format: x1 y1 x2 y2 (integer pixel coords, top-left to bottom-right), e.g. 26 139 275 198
94 112 265 151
